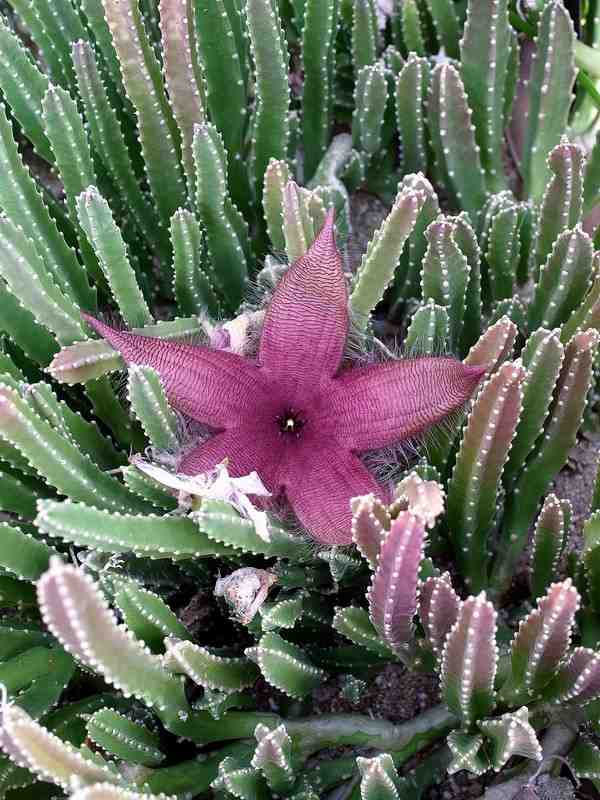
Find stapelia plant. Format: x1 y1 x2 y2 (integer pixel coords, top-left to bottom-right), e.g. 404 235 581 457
81 213 483 543
0 0 598 798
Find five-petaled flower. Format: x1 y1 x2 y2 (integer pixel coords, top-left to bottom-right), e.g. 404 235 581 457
83 211 484 544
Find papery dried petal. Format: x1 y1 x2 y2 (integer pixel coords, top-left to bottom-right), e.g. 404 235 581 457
177 424 282 489
214 567 277 625
395 471 445 528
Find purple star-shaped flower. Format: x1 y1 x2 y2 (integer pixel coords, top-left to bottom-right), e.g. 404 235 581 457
83 212 484 544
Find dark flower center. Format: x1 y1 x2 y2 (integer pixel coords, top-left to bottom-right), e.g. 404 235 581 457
277 408 305 437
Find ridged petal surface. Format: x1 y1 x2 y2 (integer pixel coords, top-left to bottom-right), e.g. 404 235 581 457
282 437 383 544
257 209 348 402
82 314 269 429
178 423 283 492
323 357 486 451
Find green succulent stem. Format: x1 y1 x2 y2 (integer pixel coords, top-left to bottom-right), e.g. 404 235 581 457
509 9 600 102
288 705 456 759
141 742 254 794
575 40 600 81
172 704 456 759
577 70 600 109
492 330 598 595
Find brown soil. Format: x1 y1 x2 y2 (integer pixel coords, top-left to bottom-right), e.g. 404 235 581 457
347 191 389 274
313 663 439 722
552 431 600 553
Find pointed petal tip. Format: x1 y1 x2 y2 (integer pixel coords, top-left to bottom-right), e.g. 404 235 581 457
80 311 105 338
310 206 340 261
258 200 347 389
318 207 336 244
81 312 129 341
464 362 489 384
79 313 127 356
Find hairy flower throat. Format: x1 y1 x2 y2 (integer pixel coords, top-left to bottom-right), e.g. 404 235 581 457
277 409 305 437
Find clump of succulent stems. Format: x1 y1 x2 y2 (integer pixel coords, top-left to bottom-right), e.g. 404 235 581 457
0 0 598 798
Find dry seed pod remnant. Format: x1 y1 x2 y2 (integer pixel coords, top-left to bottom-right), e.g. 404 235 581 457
0 0 598 797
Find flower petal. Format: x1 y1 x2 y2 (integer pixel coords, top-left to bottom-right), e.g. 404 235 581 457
324 357 486 451
178 425 283 493
258 210 348 401
283 440 384 545
82 314 269 428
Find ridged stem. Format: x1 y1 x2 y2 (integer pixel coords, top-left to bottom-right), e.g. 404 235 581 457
302 0 337 181
509 10 600 98
172 704 455 758
141 743 254 794
479 723 577 800
286 705 455 759
575 39 600 80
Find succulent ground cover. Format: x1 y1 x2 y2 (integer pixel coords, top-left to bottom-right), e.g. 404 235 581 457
0 0 598 798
